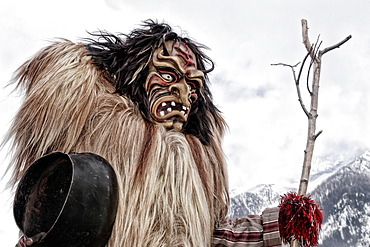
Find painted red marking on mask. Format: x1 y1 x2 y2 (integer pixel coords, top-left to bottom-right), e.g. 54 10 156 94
174 42 195 69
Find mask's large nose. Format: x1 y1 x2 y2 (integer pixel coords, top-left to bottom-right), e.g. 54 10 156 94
169 79 191 107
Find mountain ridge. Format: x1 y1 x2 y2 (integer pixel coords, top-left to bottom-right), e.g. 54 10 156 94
228 149 370 246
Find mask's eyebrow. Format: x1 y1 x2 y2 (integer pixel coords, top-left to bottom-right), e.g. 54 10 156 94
155 66 182 77
186 68 204 86
186 75 203 89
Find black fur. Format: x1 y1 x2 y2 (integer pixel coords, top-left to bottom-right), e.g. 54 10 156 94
83 20 220 146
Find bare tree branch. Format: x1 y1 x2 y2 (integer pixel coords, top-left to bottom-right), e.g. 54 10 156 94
301 19 312 52
273 21 351 214
320 35 352 55
306 40 322 95
296 84 311 118
311 130 323 140
271 62 311 117
270 62 299 82
282 20 351 247
297 46 313 84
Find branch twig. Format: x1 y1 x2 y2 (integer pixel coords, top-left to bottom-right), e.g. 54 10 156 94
311 130 323 140
271 59 311 118
306 41 322 95
320 35 352 55
297 46 313 85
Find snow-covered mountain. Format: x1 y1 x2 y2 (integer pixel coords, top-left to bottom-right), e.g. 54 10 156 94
312 150 370 247
228 149 370 246
228 184 282 218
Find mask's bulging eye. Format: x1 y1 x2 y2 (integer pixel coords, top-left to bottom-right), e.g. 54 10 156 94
161 73 173 82
157 67 179 84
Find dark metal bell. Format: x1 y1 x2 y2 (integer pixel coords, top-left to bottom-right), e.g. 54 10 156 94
13 152 119 247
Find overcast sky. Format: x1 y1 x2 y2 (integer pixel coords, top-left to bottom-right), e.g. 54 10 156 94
2 0 370 244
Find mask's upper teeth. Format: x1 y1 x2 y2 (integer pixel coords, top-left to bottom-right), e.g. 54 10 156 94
160 111 165 116
162 102 167 107
186 107 190 110
171 102 176 106
168 108 172 113
182 105 186 110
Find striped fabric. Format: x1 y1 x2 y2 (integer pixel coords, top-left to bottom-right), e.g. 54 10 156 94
213 207 281 247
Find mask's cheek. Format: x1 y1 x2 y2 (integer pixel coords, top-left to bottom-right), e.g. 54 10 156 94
190 92 198 104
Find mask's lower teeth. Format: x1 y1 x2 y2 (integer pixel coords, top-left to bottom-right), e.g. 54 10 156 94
157 101 188 118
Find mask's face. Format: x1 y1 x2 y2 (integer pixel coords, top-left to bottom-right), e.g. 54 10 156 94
144 41 204 131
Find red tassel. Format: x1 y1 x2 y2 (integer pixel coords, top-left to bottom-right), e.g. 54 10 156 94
278 192 323 247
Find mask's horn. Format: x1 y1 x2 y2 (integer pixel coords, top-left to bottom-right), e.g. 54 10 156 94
162 34 170 56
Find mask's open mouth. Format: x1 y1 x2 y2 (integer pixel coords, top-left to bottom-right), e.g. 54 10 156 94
154 101 190 121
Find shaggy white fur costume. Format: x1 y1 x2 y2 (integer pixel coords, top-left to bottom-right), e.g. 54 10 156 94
5 40 229 246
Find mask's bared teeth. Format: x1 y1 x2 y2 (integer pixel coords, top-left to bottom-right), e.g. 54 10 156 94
156 101 190 119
